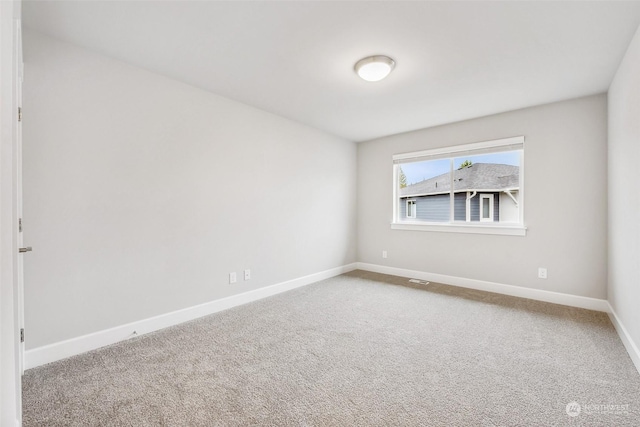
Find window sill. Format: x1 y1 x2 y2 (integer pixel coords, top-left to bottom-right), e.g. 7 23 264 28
391 222 527 236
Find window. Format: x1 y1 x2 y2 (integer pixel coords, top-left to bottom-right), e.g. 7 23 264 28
480 194 494 222
406 199 417 219
392 136 525 236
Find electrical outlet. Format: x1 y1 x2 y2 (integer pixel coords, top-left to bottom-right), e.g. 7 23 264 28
538 268 547 279
229 272 237 284
244 269 251 281
382 250 388 259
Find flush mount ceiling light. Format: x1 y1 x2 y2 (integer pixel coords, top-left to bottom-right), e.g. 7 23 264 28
354 55 396 82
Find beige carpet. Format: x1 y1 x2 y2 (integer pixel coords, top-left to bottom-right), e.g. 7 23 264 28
23 270 640 426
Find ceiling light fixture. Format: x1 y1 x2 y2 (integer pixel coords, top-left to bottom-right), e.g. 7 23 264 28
354 55 395 82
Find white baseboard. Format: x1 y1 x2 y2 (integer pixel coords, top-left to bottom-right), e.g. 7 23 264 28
356 263 610 312
25 263 357 370
29 262 635 376
607 304 640 375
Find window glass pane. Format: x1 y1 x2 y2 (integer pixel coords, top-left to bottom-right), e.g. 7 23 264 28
407 200 416 218
398 159 450 222
453 151 520 223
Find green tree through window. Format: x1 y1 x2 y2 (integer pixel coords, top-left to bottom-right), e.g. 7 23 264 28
399 166 408 188
458 160 473 169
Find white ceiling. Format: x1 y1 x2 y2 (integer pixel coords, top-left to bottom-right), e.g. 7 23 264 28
23 1 640 142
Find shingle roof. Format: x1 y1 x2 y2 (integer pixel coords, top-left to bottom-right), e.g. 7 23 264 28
400 163 519 197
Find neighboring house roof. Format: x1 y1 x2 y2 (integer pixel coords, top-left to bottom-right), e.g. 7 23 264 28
400 163 519 197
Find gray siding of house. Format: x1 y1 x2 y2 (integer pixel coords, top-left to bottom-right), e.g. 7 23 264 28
401 192 502 222
416 194 449 221
470 196 479 221
454 193 466 221
400 198 408 218
399 194 449 221
401 192 501 222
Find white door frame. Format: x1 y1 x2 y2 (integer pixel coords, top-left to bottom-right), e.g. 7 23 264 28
1 1 23 425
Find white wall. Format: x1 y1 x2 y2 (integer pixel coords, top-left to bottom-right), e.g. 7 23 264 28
22 30 357 350
358 94 608 299
608 25 640 355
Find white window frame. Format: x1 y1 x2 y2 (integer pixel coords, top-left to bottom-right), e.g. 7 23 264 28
480 194 494 222
406 199 416 219
392 136 526 236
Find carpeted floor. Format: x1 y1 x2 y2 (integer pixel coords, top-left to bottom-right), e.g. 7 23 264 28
23 270 640 426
